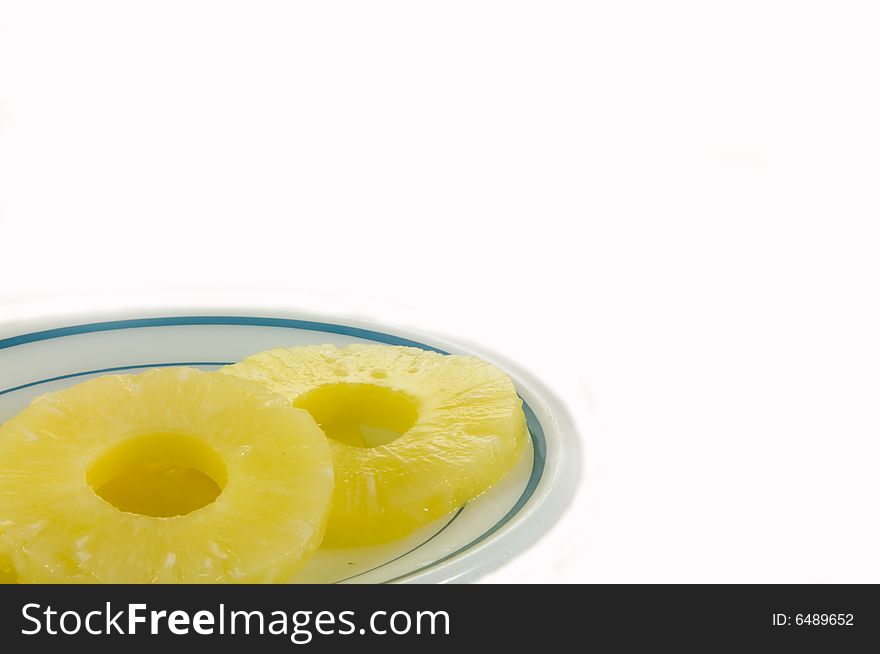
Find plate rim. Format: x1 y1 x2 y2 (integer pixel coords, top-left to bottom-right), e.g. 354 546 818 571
0 308 581 583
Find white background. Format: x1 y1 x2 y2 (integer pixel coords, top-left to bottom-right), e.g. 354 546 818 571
1 1 879 583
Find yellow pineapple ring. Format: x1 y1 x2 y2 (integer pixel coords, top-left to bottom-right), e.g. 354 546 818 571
0 367 333 583
224 344 528 546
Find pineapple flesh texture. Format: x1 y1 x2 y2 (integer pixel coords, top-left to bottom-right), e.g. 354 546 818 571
0 367 334 583
224 344 528 547
0 552 15 584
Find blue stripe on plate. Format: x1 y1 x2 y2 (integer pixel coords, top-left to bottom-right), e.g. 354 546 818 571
0 316 448 353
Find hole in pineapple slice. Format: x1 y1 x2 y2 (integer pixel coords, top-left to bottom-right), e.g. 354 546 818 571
294 383 418 448
86 432 228 518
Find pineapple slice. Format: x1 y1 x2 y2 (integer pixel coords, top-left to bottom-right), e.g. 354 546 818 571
224 344 527 546
0 367 333 583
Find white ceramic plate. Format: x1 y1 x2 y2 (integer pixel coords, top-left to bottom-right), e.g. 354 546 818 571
0 310 579 583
